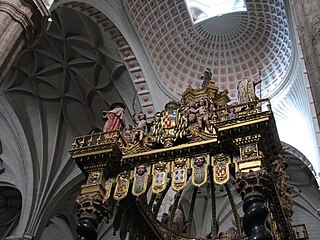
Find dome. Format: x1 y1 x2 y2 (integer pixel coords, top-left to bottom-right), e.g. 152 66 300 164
127 0 292 100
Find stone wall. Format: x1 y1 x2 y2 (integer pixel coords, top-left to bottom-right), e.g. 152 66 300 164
291 0 320 130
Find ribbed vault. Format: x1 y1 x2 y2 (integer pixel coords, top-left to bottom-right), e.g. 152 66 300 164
0 0 319 239
2 7 143 134
0 5 143 238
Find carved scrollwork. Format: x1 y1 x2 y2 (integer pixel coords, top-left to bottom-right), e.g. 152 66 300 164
76 194 107 222
235 168 271 199
70 69 294 239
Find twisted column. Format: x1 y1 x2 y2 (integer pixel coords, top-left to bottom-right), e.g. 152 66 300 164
75 170 108 240
243 195 273 240
76 218 98 240
236 169 274 240
233 135 274 240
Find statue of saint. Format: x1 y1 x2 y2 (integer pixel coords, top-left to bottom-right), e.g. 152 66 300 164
201 68 213 89
102 102 126 137
237 77 262 104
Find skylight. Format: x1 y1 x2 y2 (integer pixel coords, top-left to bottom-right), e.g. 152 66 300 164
185 0 247 24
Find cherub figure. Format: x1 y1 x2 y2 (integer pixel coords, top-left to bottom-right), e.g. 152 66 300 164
188 103 197 124
190 98 211 131
132 112 147 142
122 124 132 142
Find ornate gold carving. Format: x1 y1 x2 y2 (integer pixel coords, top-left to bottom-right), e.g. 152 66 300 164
70 69 293 239
147 108 189 148
81 170 105 195
171 158 189 192
180 79 229 137
113 171 131 201
191 155 209 187
152 161 170 194
88 171 102 184
132 165 150 197
212 153 231 185
233 134 261 146
76 193 107 222
70 131 124 158
236 168 271 198
233 135 263 173
272 155 301 220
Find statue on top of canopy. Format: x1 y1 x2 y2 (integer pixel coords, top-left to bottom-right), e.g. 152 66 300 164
201 68 213 89
237 76 262 104
102 102 126 138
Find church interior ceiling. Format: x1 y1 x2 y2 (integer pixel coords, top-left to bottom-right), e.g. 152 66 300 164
0 0 319 239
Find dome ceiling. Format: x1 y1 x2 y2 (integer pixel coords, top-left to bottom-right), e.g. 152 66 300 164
126 0 292 100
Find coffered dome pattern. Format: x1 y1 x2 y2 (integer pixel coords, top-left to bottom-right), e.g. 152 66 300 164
126 0 292 100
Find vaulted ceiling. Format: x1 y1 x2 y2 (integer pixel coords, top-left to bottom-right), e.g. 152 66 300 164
0 0 319 239
125 0 292 99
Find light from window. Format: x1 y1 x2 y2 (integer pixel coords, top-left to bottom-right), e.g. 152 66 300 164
185 0 247 24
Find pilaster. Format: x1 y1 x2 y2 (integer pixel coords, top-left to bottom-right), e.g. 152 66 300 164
0 0 50 82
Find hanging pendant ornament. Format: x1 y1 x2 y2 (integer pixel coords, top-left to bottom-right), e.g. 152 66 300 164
191 154 209 187
171 157 189 192
113 171 131 201
212 153 231 185
132 165 150 197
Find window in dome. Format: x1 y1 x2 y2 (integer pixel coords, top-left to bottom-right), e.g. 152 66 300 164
185 0 247 24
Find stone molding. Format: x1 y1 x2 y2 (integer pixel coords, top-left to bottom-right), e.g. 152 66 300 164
0 0 50 83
